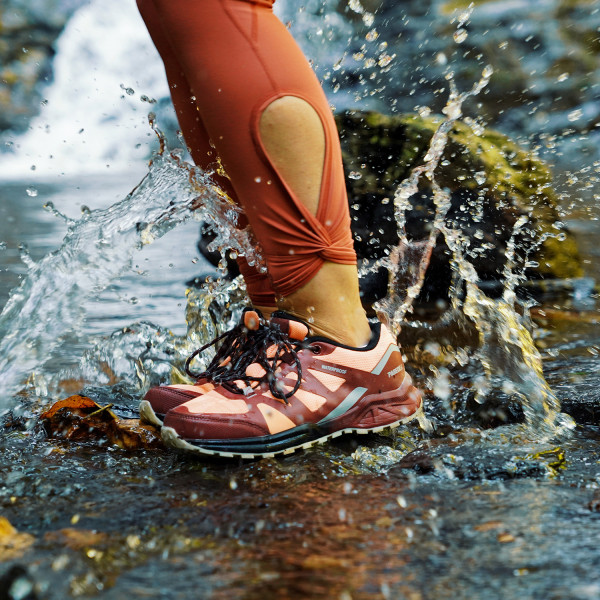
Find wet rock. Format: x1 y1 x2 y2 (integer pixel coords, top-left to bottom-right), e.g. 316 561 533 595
390 438 563 480
588 490 600 512
336 110 582 301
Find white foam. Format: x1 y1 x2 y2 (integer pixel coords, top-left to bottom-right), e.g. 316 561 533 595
0 0 168 180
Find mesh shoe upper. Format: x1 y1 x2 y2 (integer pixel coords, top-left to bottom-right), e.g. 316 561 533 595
163 313 422 442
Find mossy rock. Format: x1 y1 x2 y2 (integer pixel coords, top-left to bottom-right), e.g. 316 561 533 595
335 110 582 301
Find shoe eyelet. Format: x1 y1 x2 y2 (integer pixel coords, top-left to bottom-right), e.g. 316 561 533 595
310 345 322 355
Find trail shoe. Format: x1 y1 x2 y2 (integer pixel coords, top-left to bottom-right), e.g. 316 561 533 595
139 309 264 427
161 311 424 458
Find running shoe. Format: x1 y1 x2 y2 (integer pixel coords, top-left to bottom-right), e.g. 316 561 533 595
139 309 264 427
161 312 424 458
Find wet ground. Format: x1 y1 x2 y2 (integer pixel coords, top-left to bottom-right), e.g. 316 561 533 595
1 175 600 599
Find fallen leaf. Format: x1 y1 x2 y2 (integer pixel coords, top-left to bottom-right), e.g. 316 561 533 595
473 520 504 532
0 517 35 560
45 528 107 550
301 555 350 570
497 532 516 543
40 395 162 450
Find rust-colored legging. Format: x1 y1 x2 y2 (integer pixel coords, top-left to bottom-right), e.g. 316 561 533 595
137 0 356 307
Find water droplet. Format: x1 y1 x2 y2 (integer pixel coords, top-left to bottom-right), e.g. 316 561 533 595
568 109 583 122
26 187 38 197
557 72 569 83
254 176 262 183
348 0 364 13
378 54 394 68
454 28 468 44
366 29 379 42
229 478 238 490
482 64 494 79
348 171 362 180
362 13 375 27
435 52 448 66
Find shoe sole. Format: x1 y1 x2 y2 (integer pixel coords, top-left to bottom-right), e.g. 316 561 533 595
139 400 164 428
160 403 429 459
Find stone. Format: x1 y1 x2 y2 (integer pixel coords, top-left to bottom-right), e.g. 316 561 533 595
335 110 582 301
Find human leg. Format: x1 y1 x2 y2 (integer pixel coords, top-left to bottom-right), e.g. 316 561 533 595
145 0 370 347
138 0 423 449
137 0 277 311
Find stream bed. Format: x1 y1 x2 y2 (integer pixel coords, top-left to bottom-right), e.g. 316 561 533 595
0 172 600 600
1 0 600 597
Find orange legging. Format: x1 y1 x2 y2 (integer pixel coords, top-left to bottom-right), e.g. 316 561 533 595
137 0 356 307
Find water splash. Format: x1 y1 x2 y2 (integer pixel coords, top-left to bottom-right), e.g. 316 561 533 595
371 64 494 329
0 127 259 404
368 61 572 437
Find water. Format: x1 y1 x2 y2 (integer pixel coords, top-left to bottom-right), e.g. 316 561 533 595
1 1 600 598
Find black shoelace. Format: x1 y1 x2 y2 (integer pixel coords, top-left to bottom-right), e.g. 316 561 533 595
185 318 313 403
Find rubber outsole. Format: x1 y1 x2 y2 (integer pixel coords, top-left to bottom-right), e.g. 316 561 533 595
160 404 429 459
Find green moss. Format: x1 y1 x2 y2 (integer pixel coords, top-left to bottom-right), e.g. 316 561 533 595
335 110 583 282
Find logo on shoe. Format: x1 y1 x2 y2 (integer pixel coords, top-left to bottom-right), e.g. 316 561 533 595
321 364 347 374
387 365 403 378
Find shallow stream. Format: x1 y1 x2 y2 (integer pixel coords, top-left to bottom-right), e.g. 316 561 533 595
2 0 600 598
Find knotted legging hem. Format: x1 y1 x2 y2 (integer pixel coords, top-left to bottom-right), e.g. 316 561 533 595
137 0 356 304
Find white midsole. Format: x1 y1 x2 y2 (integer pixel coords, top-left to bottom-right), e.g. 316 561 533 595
139 400 164 428
160 404 428 460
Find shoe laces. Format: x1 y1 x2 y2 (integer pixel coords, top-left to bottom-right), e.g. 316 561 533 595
185 310 313 403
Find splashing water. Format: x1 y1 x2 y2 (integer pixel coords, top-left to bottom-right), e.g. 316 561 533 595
0 125 260 404
366 59 572 437
0 2 575 443
371 64 494 327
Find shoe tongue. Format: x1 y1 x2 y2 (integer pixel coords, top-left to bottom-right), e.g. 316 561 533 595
270 311 309 341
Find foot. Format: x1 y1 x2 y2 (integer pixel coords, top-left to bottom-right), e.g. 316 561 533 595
139 309 266 426
161 312 424 458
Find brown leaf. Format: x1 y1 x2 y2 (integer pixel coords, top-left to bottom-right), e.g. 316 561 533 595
473 520 504 532
497 532 516 543
40 396 162 450
301 555 350 570
40 395 103 420
0 517 35 561
45 528 107 550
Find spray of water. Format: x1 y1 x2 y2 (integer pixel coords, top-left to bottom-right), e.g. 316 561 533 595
371 65 494 329
369 58 571 435
0 121 260 403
